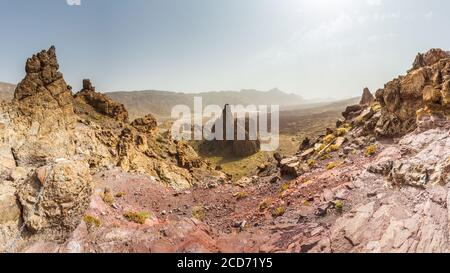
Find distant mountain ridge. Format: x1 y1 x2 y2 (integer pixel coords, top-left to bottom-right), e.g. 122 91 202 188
107 88 304 118
0 82 15 101
0 82 303 118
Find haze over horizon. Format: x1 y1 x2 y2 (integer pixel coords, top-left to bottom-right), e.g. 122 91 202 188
1 0 449 99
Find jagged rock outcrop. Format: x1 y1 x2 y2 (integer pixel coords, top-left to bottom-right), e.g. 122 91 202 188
72 78 219 189
0 46 225 252
0 46 80 170
209 105 261 157
411 48 450 71
259 54 446 182
176 141 206 169
375 48 450 137
10 46 77 165
360 87 375 105
131 114 158 134
113 125 214 190
310 123 450 253
75 79 129 123
0 47 94 244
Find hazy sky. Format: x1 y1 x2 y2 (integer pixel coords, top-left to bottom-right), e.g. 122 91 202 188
0 0 449 99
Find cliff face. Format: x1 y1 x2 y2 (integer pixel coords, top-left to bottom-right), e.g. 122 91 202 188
0 82 15 101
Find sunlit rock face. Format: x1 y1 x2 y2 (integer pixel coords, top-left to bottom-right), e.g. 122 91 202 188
0 46 226 251
375 48 450 137
75 79 129 123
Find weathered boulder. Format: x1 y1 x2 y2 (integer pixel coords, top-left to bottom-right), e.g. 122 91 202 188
0 146 16 179
363 111 381 135
0 184 20 225
300 148 315 160
354 107 375 125
299 137 311 151
17 160 92 237
280 157 303 177
342 104 364 120
176 142 206 169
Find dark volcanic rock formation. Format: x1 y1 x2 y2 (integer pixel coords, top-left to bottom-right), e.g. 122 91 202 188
14 46 76 131
211 105 261 157
75 79 129 122
342 104 364 120
360 87 375 105
11 46 77 165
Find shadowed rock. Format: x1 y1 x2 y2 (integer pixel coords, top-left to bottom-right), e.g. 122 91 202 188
360 87 375 105
211 105 261 157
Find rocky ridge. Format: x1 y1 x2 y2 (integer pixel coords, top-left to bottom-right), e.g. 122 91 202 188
75 79 129 123
376 48 450 137
1 47 450 253
0 47 224 251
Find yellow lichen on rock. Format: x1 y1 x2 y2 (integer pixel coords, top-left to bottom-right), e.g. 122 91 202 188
123 211 150 224
272 206 286 218
365 145 377 157
323 134 335 144
192 206 206 221
327 162 337 170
